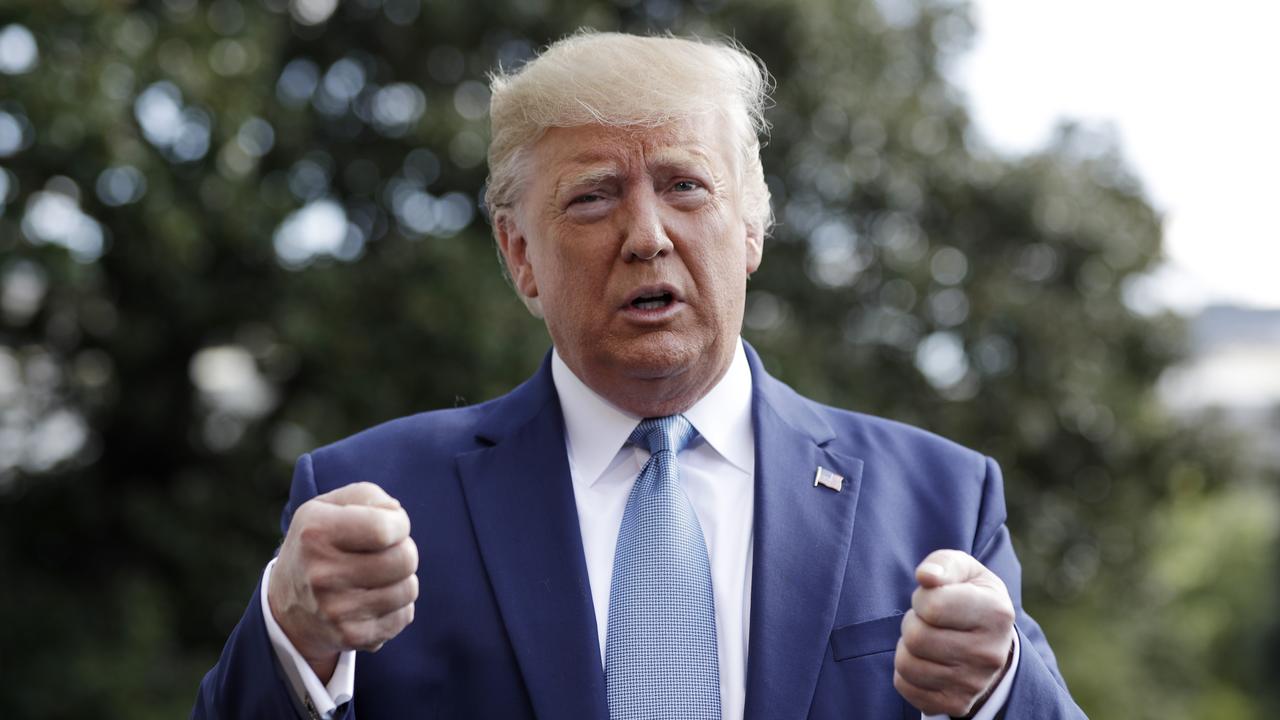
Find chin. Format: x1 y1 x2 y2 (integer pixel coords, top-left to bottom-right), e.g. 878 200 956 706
607 331 702 380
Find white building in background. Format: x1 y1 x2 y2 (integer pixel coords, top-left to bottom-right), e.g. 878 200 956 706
1159 305 1280 469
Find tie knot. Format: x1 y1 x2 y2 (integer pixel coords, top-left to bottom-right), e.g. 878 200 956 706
628 415 697 456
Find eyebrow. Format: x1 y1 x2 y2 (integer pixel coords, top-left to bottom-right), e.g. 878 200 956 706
557 166 623 194
647 146 714 170
552 145 718 196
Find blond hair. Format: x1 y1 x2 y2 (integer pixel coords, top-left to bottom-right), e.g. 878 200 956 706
485 30 774 236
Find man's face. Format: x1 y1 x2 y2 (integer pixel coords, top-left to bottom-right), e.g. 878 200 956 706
496 114 763 415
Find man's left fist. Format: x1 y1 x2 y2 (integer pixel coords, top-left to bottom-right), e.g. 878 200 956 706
893 549 1016 718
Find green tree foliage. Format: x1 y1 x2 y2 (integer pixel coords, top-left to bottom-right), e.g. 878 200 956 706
0 0 1274 717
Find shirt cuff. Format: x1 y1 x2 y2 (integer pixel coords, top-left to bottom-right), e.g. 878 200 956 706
261 558 357 719
920 628 1020 720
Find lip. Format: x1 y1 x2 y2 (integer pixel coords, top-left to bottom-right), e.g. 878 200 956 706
618 283 685 323
620 283 683 308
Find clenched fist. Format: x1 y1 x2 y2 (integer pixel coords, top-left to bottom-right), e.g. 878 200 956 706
893 550 1016 718
268 482 419 682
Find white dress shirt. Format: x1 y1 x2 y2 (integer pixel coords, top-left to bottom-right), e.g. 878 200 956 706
553 342 757 719
263 338 1018 719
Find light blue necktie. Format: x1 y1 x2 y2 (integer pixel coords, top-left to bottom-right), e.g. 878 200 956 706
605 415 721 720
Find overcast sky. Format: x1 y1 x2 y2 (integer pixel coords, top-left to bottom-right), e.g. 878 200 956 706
954 0 1280 313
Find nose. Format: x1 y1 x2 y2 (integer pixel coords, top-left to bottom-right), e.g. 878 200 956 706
619 187 673 263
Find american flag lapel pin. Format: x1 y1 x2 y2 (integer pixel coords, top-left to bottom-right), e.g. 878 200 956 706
813 466 843 492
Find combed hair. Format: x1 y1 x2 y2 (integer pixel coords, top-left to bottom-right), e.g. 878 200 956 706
485 30 774 236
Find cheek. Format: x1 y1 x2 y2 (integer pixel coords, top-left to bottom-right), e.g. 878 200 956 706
681 216 749 292
537 228 611 305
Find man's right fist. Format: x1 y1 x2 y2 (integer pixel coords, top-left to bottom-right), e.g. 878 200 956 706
267 482 419 682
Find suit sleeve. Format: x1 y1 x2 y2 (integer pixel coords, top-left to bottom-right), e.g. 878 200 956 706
191 454 359 720
972 456 1089 720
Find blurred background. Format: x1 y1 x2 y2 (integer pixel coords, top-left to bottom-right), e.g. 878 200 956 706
1 0 1277 717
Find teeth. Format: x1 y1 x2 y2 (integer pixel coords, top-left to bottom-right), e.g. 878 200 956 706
632 293 671 310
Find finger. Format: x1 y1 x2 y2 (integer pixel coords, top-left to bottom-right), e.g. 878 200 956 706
900 609 1011 670
911 582 1008 630
313 502 411 552
901 609 965 665
321 481 403 511
895 639 991 716
893 666 979 718
339 602 416 653
894 636 957 691
915 549 986 588
328 574 419 621
340 537 419 588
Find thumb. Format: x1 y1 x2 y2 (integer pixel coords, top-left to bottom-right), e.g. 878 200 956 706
915 549 986 588
320 481 403 511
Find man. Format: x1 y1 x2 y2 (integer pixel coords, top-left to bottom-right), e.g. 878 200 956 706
194 32 1086 719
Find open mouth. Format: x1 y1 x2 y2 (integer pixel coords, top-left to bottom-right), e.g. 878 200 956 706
630 291 674 311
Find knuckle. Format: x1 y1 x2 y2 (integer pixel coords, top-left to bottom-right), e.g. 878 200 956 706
290 506 312 529
355 512 381 544
985 568 1009 590
892 670 909 696
369 514 396 548
294 498 324 520
306 564 338 591
927 689 957 715
976 644 1007 670
951 669 981 697
399 603 416 628
390 543 415 577
339 482 381 504
402 537 420 571
304 566 326 590
914 597 939 626
339 624 371 650
964 674 989 698
994 599 1016 625
900 616 924 649
297 523 329 549
318 603 344 627
912 690 945 715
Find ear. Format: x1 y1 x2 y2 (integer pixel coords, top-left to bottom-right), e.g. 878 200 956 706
495 209 539 301
744 219 764 275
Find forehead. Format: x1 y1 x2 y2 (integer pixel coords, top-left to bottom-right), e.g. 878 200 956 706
528 114 736 179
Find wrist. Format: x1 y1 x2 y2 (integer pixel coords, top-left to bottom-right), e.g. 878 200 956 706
268 571 341 681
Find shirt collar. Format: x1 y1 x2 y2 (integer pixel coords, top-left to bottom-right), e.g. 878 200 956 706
551 339 755 487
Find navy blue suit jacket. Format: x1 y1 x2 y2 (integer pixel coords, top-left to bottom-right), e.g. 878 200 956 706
194 344 1086 718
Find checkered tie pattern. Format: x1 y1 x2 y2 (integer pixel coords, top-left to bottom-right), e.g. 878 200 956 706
605 415 721 720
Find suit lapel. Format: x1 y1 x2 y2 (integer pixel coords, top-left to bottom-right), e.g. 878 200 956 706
456 357 609 720
743 346 865 720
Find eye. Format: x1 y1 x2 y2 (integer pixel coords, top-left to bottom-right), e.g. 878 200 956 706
571 192 604 205
672 180 701 192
